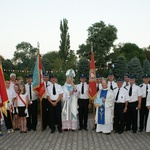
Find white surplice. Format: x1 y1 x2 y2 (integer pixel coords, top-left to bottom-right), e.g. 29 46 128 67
95 89 114 133
62 83 79 130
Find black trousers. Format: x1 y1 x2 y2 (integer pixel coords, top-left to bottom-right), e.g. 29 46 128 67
139 98 149 130
49 101 62 131
3 110 13 129
42 98 51 130
126 101 138 132
27 99 38 130
114 103 125 132
78 98 89 129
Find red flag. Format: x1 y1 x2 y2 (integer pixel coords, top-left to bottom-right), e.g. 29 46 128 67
88 51 97 101
32 52 46 100
0 63 8 116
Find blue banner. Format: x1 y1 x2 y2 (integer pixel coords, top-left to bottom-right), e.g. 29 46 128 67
98 105 105 124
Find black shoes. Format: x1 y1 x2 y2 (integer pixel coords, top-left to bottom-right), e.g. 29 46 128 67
84 128 88 131
118 131 123 134
78 128 83 130
58 129 62 133
51 130 55 134
138 129 143 132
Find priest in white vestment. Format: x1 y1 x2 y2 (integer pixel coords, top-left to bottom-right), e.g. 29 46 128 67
62 69 79 130
95 79 114 134
146 89 150 132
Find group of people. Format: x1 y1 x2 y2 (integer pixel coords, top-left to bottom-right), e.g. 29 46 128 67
94 73 150 134
0 69 150 136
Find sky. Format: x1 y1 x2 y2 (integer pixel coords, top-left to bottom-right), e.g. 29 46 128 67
0 0 150 59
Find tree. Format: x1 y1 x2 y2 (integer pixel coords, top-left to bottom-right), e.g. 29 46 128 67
143 59 150 75
77 21 117 68
76 58 90 83
12 42 38 71
120 43 146 64
113 56 127 79
59 18 70 61
127 57 143 84
42 51 60 72
144 45 150 62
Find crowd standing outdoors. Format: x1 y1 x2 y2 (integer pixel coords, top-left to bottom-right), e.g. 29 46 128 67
0 69 150 136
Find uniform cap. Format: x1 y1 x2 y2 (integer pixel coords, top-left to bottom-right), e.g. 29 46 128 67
80 74 86 78
25 74 32 78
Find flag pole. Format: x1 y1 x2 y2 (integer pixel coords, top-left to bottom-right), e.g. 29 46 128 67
37 42 43 131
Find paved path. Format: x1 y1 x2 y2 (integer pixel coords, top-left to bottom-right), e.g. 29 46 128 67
0 114 150 150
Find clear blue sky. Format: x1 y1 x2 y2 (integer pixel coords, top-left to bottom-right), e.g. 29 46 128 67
0 0 150 59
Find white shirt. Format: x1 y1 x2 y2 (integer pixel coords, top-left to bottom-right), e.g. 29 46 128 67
140 83 150 98
114 87 130 103
96 83 102 91
44 81 52 98
127 84 142 102
17 92 28 107
122 81 130 88
6 88 16 103
46 83 63 101
25 83 38 101
108 81 117 90
76 82 89 99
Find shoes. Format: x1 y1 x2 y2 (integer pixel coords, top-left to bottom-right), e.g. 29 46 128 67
78 128 83 130
7 129 14 133
24 131 27 133
32 128 37 131
64 129 69 131
20 131 24 133
133 130 137 133
15 128 20 131
0 130 3 136
84 128 88 131
114 130 119 133
124 128 130 131
138 129 143 132
105 133 111 135
58 129 62 133
51 130 55 134
118 131 123 134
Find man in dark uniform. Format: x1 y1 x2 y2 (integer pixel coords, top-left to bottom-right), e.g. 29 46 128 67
126 75 142 133
139 74 150 132
123 73 130 87
96 74 102 92
107 72 117 90
47 74 63 133
25 74 38 131
42 73 52 131
114 78 129 134
77 74 90 131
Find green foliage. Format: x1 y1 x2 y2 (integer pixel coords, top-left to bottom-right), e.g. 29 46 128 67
42 51 60 72
113 56 127 79
77 21 117 72
143 59 150 75
59 18 70 61
56 71 66 85
127 57 143 84
76 57 90 83
87 21 117 66
120 43 146 63
12 42 38 71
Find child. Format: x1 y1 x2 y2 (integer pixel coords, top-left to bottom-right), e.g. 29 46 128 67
13 84 20 131
4 80 15 133
17 84 29 133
